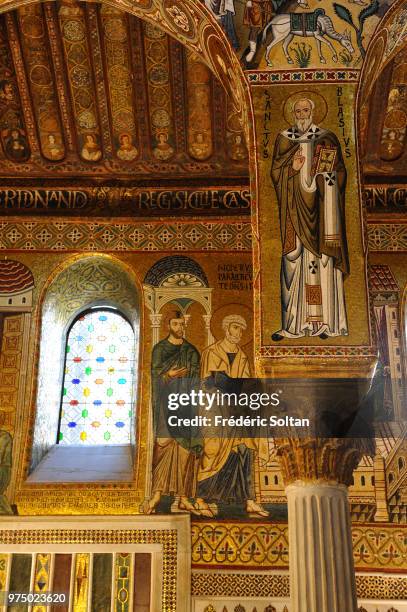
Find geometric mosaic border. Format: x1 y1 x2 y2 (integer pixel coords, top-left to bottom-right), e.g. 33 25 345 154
368 224 407 252
0 221 252 252
192 571 407 601
192 523 289 570
247 69 360 84
192 571 290 598
258 345 376 358
0 222 405 253
355 574 407 600
191 523 407 574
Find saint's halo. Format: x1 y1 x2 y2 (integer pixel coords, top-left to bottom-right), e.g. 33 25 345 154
283 91 328 126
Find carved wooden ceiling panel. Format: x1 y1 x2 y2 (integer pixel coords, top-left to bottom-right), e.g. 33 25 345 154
0 0 248 185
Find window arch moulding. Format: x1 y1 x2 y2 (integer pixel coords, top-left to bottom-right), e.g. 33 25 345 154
29 256 140 483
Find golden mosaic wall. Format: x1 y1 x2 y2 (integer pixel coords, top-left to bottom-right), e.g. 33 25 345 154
0 314 24 434
0 9 405 612
0 250 255 514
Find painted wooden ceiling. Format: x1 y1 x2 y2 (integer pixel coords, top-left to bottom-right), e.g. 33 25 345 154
0 1 249 185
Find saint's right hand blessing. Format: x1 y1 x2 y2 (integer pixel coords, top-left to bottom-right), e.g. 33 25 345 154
167 367 188 378
292 148 305 171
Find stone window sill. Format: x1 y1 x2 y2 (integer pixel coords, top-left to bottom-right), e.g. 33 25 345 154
27 444 133 483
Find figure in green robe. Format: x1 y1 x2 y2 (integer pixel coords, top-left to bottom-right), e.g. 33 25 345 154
146 312 201 515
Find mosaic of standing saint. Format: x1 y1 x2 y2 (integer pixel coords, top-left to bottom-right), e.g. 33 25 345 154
195 313 269 518
271 94 349 340
147 311 201 515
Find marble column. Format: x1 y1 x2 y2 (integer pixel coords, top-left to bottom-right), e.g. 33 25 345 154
277 438 363 612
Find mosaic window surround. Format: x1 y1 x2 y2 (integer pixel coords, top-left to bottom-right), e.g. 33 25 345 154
58 309 135 445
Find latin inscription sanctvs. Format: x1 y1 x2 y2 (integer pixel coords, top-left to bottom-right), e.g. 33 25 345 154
0 187 251 216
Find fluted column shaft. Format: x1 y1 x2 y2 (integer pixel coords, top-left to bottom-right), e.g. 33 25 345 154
286 482 357 612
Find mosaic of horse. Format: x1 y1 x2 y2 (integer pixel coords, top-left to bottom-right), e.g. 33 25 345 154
262 9 354 67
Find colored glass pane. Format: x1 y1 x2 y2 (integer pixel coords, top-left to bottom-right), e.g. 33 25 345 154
59 310 135 445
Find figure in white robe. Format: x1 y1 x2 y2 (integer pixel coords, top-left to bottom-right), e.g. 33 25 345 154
194 314 269 518
271 98 349 340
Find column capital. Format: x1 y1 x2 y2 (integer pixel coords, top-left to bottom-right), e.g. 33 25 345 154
149 313 162 327
276 437 368 487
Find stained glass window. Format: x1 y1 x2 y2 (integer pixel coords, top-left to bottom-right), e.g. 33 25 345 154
58 309 135 445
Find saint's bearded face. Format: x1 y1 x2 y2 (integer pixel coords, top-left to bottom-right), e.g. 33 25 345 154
294 99 313 133
169 318 185 339
225 322 243 345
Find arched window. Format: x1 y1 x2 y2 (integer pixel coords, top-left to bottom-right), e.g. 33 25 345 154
361 475 366 486
29 256 140 481
398 457 405 472
58 309 135 445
